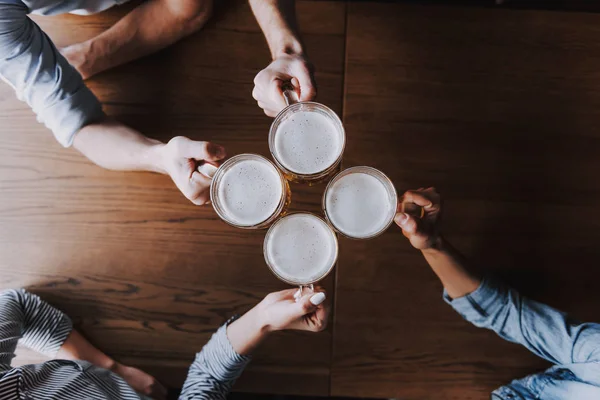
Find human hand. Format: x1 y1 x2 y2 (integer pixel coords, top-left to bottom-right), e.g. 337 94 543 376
257 287 329 332
394 187 442 250
252 53 316 117
160 136 226 205
111 362 167 400
61 42 93 80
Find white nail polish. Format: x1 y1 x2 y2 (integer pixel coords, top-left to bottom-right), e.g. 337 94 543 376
310 292 326 306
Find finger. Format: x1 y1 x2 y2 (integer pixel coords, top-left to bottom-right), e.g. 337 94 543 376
271 288 302 301
264 108 278 118
402 190 439 211
292 62 317 101
180 139 226 162
313 305 330 330
188 171 212 205
269 80 289 113
294 291 326 316
394 212 409 228
422 187 441 209
397 213 419 235
256 101 278 117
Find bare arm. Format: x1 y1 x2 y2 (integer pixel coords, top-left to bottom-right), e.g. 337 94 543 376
73 118 165 172
396 188 600 366
62 0 212 79
73 118 226 205
420 239 481 299
180 289 328 399
249 0 303 59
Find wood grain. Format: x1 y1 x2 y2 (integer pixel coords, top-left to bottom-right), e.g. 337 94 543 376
332 3 600 399
1 0 345 396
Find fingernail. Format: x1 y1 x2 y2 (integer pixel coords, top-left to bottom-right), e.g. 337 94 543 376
395 213 408 224
209 143 226 158
310 292 326 306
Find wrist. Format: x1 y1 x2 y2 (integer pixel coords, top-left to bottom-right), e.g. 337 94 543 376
148 141 168 174
421 235 445 255
271 38 304 60
251 302 275 335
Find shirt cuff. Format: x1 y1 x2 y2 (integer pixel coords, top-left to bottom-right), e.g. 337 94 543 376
443 277 506 322
44 84 105 148
44 313 73 358
193 316 252 382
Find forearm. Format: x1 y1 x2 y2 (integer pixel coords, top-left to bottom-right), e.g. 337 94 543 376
67 0 211 78
56 330 115 370
421 238 481 299
249 0 304 58
73 118 166 173
226 306 270 356
180 320 252 400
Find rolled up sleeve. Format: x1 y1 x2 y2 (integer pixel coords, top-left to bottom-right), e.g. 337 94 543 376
0 0 104 147
444 277 600 365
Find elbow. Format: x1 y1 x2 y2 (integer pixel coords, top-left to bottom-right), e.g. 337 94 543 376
167 0 213 35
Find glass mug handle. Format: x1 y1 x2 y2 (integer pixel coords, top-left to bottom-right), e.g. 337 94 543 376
282 81 300 106
293 284 314 302
399 196 426 219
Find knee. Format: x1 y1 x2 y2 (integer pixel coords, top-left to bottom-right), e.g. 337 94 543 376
169 0 213 34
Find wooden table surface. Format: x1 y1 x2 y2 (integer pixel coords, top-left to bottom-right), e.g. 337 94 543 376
2 1 600 398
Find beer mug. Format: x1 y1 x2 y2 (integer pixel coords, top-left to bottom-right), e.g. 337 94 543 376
322 166 423 240
263 212 338 299
268 84 345 185
209 154 291 229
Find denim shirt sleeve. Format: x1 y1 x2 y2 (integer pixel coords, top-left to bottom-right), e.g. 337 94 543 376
0 1 105 147
444 278 600 365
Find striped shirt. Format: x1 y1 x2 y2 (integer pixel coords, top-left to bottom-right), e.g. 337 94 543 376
0 289 251 399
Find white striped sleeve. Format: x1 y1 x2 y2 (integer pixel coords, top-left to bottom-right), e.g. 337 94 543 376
0 289 72 371
179 319 251 400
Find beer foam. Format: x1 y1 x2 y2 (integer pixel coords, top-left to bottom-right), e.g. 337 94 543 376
265 213 337 284
325 172 394 238
217 158 283 226
274 111 342 174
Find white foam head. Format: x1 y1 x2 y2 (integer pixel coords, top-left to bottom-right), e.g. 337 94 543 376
214 155 283 227
274 110 343 175
325 168 397 238
264 213 338 285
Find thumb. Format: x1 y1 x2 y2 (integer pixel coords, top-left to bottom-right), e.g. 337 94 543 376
296 291 326 315
394 212 420 236
182 140 226 162
394 212 409 228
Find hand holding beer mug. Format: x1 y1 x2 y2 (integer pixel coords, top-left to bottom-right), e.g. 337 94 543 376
394 188 441 250
269 82 345 184
210 154 291 229
264 213 338 300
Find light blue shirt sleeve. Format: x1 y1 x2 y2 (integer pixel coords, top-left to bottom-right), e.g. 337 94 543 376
444 278 600 365
0 0 105 147
179 320 251 400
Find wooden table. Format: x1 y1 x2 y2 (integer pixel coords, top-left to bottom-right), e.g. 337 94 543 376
3 1 600 398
